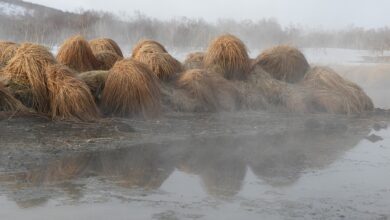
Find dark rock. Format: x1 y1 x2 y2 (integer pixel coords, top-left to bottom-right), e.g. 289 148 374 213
365 134 384 143
373 122 388 131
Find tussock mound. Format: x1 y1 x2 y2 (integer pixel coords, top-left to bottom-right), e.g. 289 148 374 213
233 65 276 110
89 38 124 57
0 41 16 54
173 69 242 112
302 66 374 114
183 52 204 70
95 51 122 70
3 43 56 113
0 43 18 66
56 35 100 72
204 34 251 80
134 52 182 81
0 81 26 112
100 59 161 118
255 45 309 83
46 64 100 121
78 70 109 103
131 40 167 58
234 65 308 113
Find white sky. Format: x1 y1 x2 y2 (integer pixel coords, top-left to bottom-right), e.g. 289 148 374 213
28 0 390 29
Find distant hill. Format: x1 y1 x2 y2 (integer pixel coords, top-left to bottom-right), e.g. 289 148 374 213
0 0 103 45
0 0 389 51
0 0 71 17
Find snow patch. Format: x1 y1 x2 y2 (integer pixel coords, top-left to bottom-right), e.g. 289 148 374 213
0 2 34 16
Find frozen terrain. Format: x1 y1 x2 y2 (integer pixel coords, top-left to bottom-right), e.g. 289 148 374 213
0 1 33 16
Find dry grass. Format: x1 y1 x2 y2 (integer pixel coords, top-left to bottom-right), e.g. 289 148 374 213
302 66 374 114
175 69 242 112
56 35 100 72
135 52 182 81
0 81 26 112
46 64 100 121
183 52 204 70
3 43 56 113
89 38 124 58
255 45 310 83
131 40 167 59
234 64 309 113
233 65 275 110
100 59 161 118
204 34 251 80
78 70 109 103
0 43 18 66
0 41 16 54
95 51 123 70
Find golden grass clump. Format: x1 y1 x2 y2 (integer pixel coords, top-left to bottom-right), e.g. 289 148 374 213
204 34 251 80
46 64 100 121
95 51 123 70
134 52 182 81
89 38 124 58
175 69 242 112
131 39 167 58
183 52 204 70
0 43 18 66
255 45 310 83
3 43 56 113
0 81 26 112
100 59 161 118
302 66 374 114
0 41 16 54
56 35 100 72
78 70 109 103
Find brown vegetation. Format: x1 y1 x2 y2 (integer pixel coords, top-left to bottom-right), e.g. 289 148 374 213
89 38 124 57
95 51 122 70
100 59 161 118
56 35 100 72
0 81 26 112
175 69 242 112
0 43 19 66
183 52 204 70
78 70 109 103
0 41 16 53
46 64 100 121
302 66 374 114
134 52 182 81
233 65 275 110
131 40 167 58
3 43 56 113
204 34 251 80
255 45 309 83
234 65 309 113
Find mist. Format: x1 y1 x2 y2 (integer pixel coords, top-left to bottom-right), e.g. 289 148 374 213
1 1 390 219
28 0 390 29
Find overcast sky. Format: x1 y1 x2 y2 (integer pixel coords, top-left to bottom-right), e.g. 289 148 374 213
28 0 390 29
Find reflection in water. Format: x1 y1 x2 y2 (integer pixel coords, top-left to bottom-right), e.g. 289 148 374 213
98 145 175 189
178 138 247 197
0 123 371 207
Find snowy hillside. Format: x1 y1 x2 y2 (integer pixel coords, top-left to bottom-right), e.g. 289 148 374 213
0 1 33 16
0 0 66 18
